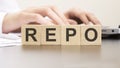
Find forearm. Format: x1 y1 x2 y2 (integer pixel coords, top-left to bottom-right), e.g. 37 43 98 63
0 12 8 34
2 12 21 33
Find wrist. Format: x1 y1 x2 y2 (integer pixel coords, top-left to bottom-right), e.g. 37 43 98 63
2 13 18 33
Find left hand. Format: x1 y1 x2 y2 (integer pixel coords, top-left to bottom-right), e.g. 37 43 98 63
64 8 101 25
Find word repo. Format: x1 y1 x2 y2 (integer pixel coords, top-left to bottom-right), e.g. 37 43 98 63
22 25 101 45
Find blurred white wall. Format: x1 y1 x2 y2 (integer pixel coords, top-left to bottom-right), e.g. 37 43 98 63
17 0 120 27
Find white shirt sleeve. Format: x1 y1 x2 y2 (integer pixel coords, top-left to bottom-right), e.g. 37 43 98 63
0 0 20 34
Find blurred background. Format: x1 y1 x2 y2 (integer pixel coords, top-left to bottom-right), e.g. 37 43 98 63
17 0 120 27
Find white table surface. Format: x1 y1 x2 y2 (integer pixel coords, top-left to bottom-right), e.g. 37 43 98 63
0 39 120 68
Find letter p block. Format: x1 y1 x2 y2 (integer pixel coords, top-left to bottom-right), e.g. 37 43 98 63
61 25 81 45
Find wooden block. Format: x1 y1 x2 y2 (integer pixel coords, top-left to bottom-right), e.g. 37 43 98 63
41 25 61 45
22 25 41 45
80 25 101 45
61 25 81 45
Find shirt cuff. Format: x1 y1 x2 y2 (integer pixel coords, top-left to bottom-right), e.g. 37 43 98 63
0 12 7 34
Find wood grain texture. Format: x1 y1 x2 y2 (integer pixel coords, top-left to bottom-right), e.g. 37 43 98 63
80 25 101 45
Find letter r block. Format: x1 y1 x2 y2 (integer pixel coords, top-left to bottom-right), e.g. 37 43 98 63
81 25 101 45
22 25 41 45
41 25 61 45
61 25 81 45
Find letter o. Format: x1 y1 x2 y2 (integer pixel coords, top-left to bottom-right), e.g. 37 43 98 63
85 28 97 41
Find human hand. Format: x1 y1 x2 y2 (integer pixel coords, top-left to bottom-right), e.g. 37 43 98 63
64 8 101 25
2 6 69 33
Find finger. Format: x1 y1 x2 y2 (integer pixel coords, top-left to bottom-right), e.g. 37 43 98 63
48 19 71 26
50 6 69 25
44 8 66 25
75 11 89 25
67 19 78 25
29 7 66 25
44 16 57 25
67 9 90 25
86 12 101 25
24 12 54 25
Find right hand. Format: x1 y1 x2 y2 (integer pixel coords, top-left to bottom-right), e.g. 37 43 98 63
2 6 69 33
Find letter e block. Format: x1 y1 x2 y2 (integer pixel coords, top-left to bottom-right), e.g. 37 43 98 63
41 25 61 45
22 25 41 46
81 25 101 45
61 25 81 45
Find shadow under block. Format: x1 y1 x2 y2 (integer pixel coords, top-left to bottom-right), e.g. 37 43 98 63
80 25 101 45
41 25 61 45
22 25 41 45
61 25 81 45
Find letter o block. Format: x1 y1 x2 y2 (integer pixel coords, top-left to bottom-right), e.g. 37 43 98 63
81 25 101 45
22 25 41 46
